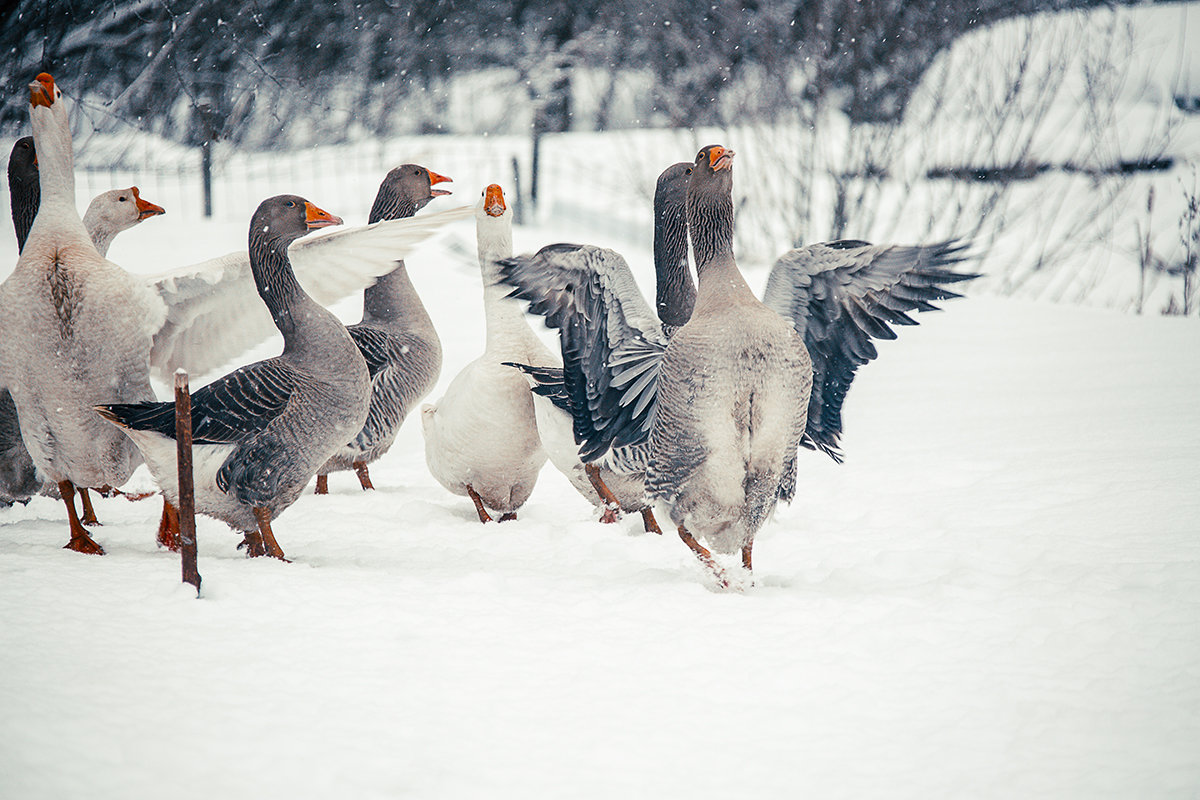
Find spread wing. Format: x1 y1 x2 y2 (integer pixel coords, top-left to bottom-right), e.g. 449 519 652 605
761 239 979 462
496 243 667 461
144 205 472 382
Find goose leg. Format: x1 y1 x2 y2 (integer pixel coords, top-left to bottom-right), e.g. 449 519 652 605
466 486 493 523
251 507 289 561
78 488 101 527
584 464 621 524
314 474 329 495
640 507 663 535
238 530 266 557
353 461 375 491
676 525 728 588
741 542 753 572
498 512 517 522
59 481 104 555
157 498 181 551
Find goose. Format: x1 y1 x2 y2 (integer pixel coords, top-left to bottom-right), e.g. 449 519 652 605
504 161 695 532
2 137 165 514
0 73 466 554
315 164 450 495
421 184 550 522
500 145 977 587
96 195 371 560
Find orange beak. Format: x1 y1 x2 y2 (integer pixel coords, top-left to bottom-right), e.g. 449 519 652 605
483 184 506 217
30 73 55 109
428 170 453 197
304 201 343 229
131 187 166 220
708 146 735 171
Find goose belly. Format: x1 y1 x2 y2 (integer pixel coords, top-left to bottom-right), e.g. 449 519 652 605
119 428 245 528
421 359 546 512
649 320 811 553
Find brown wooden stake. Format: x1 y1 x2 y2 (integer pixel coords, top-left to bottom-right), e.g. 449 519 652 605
175 371 201 595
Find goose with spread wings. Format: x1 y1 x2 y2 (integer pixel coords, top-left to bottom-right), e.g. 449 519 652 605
499 145 977 587
505 161 695 531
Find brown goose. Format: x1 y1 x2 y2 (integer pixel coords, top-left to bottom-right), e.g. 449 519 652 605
500 145 977 588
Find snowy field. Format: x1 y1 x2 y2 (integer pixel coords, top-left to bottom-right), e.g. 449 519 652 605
3 2 1200 796
0 194 1198 797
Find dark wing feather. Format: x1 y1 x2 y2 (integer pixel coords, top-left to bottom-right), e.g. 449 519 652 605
762 239 979 462
97 359 298 446
504 362 573 415
496 244 667 461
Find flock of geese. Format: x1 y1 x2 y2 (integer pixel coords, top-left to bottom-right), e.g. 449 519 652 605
1 73 977 589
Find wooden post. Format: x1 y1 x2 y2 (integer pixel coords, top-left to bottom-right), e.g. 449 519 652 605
201 140 213 219
512 156 524 226
175 370 201 595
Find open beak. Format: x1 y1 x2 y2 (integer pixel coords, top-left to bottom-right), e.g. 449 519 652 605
304 201 343 229
483 184 506 217
29 73 55 109
708 146 735 171
428 170 453 197
131 187 166 220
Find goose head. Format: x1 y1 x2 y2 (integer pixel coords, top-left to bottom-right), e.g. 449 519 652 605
655 161 694 211
7 136 37 189
479 183 509 220
26 73 75 196
250 194 343 251
375 164 453 219
83 187 166 257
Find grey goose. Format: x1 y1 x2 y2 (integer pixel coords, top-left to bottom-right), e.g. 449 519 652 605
503 160 696 532
97 195 371 561
500 144 977 588
315 164 450 495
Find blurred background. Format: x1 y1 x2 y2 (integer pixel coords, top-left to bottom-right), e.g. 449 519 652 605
1 0 1197 313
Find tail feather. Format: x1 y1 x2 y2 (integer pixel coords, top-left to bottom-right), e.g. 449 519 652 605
95 402 176 437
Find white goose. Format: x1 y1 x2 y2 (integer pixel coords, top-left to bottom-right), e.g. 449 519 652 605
3 136 166 512
0 73 468 554
421 184 551 522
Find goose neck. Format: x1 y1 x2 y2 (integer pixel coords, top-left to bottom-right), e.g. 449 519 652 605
653 198 694 331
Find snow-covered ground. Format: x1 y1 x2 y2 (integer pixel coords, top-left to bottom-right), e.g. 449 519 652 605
1 191 1198 797
3 2 1200 795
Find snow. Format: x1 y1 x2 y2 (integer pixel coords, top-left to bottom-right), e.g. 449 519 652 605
2 3 1200 796
1 199 1198 797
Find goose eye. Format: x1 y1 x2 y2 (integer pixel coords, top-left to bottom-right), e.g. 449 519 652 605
118 196 126 202
285 201 295 208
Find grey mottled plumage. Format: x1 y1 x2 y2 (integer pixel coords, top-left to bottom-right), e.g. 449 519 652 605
317 165 447 485
498 143 978 584
97 195 371 551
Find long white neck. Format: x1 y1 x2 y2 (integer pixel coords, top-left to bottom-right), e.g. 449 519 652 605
30 100 77 211
476 211 543 357
81 206 120 258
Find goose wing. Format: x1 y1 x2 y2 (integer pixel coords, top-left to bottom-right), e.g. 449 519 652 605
97 359 297 446
761 239 978 462
144 205 472 382
497 243 667 461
